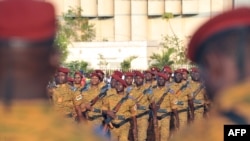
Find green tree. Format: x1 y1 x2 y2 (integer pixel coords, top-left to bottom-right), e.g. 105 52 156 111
120 56 138 72
55 7 96 63
63 60 89 77
149 48 175 69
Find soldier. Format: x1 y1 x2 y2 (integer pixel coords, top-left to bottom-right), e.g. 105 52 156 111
189 67 208 121
144 70 156 88
162 65 173 86
102 75 138 141
151 72 179 141
107 71 123 96
124 72 134 88
180 68 189 83
73 71 84 91
171 69 194 130
150 67 160 85
0 0 105 140
51 67 76 120
129 71 153 141
74 72 104 126
172 7 250 141
95 69 106 88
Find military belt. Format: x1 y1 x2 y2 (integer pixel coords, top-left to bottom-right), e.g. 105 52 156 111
137 105 147 110
178 108 189 113
117 115 126 120
193 99 202 104
136 111 149 118
157 112 172 120
93 108 102 113
157 109 168 113
65 113 73 118
112 118 131 128
88 115 103 121
194 105 204 110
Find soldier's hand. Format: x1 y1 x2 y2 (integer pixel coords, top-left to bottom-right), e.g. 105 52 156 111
107 110 116 119
85 103 93 111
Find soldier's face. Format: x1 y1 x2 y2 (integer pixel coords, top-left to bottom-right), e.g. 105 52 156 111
145 73 152 81
174 73 183 83
163 72 171 81
135 76 143 86
182 72 188 80
74 74 82 84
56 72 67 84
191 72 200 81
157 77 166 86
111 78 116 88
91 76 100 85
97 73 104 81
125 76 133 86
115 81 124 93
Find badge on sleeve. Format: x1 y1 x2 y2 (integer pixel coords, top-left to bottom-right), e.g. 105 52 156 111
75 95 83 101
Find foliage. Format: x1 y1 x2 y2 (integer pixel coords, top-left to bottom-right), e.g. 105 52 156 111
121 56 138 72
149 48 175 69
54 7 96 63
63 60 90 77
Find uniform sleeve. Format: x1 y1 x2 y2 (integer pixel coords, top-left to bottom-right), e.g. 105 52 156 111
129 100 137 117
169 94 178 110
101 96 110 111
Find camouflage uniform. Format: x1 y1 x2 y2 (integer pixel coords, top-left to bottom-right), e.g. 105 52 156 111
170 82 192 129
153 86 177 141
74 85 104 127
130 84 153 141
0 101 107 141
51 84 76 120
172 81 250 141
189 80 207 121
102 93 137 141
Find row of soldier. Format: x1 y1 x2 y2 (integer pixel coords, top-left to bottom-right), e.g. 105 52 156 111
48 66 211 141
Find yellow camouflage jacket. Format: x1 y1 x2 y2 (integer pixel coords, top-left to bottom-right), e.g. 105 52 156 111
169 82 192 110
51 84 76 116
189 81 207 108
0 101 107 141
102 93 137 125
129 84 153 114
153 86 177 116
172 81 250 141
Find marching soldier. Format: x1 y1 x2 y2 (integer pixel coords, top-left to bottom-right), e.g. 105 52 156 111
95 69 106 88
124 72 134 88
180 68 190 84
102 75 138 141
172 7 250 141
74 72 105 126
151 72 179 141
170 69 194 130
129 71 154 141
0 0 106 140
150 67 160 85
144 70 156 88
189 67 208 121
51 67 76 121
73 71 84 91
162 65 173 85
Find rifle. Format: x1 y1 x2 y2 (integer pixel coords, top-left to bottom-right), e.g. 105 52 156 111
103 92 130 132
192 83 205 104
175 81 189 95
82 84 109 119
151 88 170 141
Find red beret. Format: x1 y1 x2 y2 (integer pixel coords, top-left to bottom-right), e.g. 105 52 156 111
58 67 69 74
174 69 183 74
144 70 154 75
181 68 189 74
94 69 105 75
74 71 83 78
124 72 134 77
188 7 250 62
150 67 160 72
157 72 168 80
67 77 74 82
190 67 199 73
90 72 101 80
113 76 127 88
162 66 172 74
0 0 56 41
113 70 123 78
134 71 144 79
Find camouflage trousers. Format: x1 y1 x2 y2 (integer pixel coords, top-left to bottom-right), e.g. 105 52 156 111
158 116 171 141
194 105 204 121
137 115 149 141
110 122 130 141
